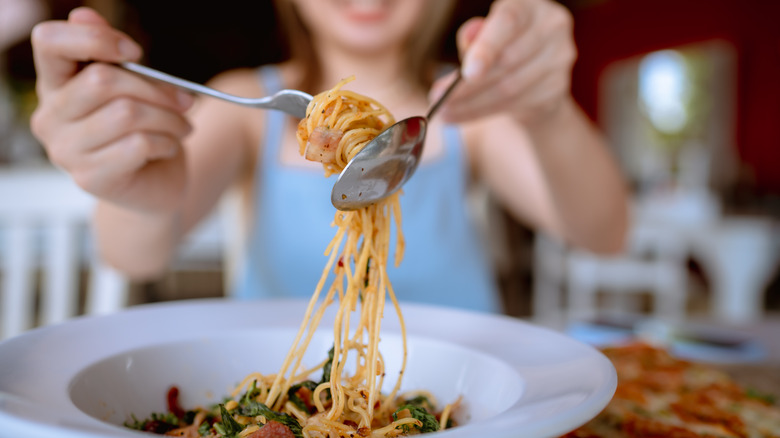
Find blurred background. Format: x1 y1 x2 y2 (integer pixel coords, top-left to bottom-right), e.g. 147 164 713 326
1 0 779 352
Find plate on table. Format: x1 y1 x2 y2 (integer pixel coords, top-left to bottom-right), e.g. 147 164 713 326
0 299 616 438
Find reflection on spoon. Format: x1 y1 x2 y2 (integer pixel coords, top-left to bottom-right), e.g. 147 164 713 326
331 72 462 210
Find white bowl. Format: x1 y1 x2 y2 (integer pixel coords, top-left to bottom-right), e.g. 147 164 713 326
0 299 616 438
69 330 523 428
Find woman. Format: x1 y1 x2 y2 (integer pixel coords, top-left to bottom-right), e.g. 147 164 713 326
30 0 628 312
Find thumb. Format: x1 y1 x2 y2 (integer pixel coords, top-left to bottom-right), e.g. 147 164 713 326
67 6 143 62
68 7 111 26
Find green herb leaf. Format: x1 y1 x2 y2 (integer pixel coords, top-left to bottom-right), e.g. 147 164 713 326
124 411 179 432
392 405 439 433
241 380 260 406
123 413 145 430
237 401 303 438
403 395 435 412
321 346 335 384
182 410 197 425
219 404 244 437
746 388 776 405
197 420 212 436
287 380 318 413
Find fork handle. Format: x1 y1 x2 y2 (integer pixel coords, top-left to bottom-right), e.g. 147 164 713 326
119 61 269 107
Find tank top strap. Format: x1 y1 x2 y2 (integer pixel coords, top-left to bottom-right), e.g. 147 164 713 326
256 66 287 168
257 65 283 94
441 123 469 192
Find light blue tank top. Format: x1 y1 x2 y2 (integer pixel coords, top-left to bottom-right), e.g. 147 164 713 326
233 66 501 313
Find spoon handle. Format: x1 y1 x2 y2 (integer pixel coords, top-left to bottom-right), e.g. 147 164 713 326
426 70 462 120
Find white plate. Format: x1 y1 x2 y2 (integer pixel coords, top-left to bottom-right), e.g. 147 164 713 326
0 299 616 438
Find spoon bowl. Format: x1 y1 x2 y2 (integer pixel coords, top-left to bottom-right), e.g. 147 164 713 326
331 116 427 210
331 71 462 210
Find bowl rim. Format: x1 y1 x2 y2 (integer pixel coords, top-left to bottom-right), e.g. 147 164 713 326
0 298 617 438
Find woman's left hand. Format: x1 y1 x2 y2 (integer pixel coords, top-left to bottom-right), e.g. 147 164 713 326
433 0 577 125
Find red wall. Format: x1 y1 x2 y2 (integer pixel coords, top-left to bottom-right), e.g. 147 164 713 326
569 0 780 193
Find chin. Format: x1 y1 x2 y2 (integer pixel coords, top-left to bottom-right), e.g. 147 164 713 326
335 32 405 54
295 0 424 53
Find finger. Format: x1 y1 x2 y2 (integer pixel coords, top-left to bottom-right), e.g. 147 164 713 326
32 19 142 94
49 98 191 168
444 67 568 123
82 132 181 188
79 98 192 150
441 28 551 107
68 6 112 26
444 35 574 119
73 136 185 200
456 17 485 59
491 1 573 72
445 71 569 123
50 62 194 122
461 0 530 80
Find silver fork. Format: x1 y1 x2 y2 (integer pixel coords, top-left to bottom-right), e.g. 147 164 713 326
119 62 312 118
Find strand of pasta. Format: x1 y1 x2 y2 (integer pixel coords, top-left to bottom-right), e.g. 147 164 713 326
233 77 415 437
326 211 360 421
264 225 346 408
439 396 462 431
377 201 408 415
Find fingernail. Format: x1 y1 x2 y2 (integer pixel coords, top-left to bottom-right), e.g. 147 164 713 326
118 39 142 60
177 90 195 109
462 55 485 80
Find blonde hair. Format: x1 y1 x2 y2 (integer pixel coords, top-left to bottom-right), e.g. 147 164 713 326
272 0 457 93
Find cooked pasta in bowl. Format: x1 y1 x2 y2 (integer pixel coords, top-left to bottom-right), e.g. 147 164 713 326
68 328 523 437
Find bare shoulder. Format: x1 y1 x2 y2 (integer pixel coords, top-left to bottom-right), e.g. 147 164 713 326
186 63 304 191
206 62 302 93
190 66 283 169
206 67 265 95
197 62 302 136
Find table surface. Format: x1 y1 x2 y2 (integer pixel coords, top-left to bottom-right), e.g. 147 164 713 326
542 313 780 398
709 314 780 397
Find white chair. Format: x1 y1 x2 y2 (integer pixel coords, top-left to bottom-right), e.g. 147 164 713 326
534 187 780 325
565 220 689 322
533 215 691 325
0 166 129 339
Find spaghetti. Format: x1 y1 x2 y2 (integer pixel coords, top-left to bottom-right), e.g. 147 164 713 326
126 78 458 438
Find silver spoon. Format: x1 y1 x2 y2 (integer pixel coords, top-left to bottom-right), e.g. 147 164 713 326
119 62 312 118
331 71 462 210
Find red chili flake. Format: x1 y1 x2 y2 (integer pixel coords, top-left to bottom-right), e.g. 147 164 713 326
166 386 186 419
337 256 344 268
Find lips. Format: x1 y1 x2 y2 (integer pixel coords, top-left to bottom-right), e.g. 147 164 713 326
339 0 391 23
345 10 388 22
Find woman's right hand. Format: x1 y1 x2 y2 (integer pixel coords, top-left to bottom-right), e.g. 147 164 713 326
30 7 194 213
